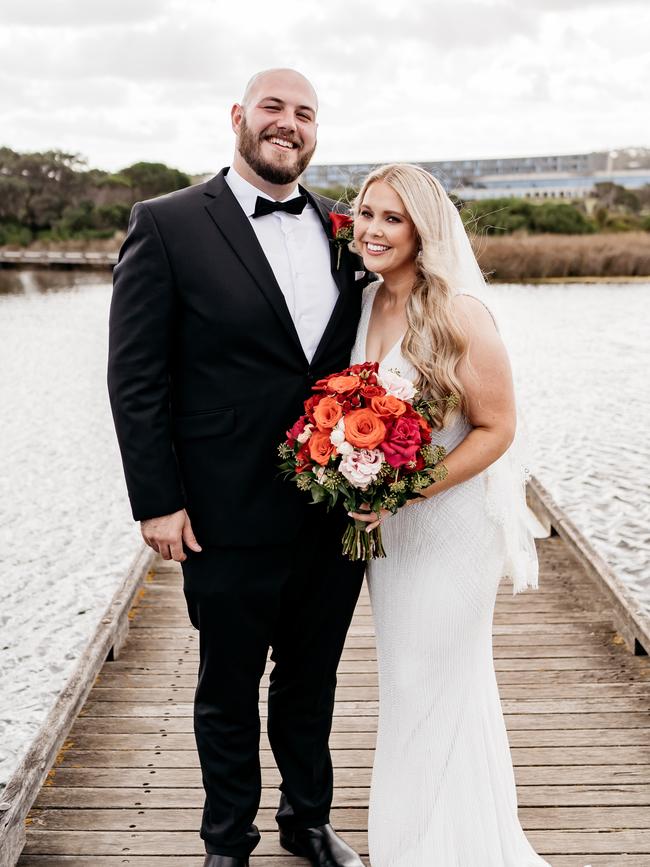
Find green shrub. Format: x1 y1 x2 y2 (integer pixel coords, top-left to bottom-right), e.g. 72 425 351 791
529 202 596 234
0 221 33 246
461 198 534 235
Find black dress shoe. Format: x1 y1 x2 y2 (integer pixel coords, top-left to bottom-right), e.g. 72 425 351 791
279 824 364 867
203 856 248 867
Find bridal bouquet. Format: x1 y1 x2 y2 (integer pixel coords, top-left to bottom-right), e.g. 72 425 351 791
278 362 450 560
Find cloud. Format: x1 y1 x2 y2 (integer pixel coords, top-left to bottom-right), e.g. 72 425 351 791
0 0 647 172
0 0 168 28
514 0 646 8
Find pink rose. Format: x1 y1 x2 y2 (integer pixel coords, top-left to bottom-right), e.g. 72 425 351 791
377 369 416 402
286 416 307 446
381 416 423 468
339 448 384 490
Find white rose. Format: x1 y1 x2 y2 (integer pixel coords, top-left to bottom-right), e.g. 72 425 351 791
330 418 354 456
296 423 313 444
339 448 385 490
378 369 416 402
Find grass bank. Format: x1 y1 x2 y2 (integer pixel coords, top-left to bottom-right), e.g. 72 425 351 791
472 232 650 282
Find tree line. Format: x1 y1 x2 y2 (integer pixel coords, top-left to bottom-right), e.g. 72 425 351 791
0 148 191 245
311 183 650 235
1 147 649 246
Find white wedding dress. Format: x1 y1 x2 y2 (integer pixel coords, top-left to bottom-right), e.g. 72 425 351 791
351 282 549 867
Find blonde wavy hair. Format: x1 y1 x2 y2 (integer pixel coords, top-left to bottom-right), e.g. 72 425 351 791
354 163 469 429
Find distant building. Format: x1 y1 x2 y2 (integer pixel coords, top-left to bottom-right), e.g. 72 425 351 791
302 147 650 201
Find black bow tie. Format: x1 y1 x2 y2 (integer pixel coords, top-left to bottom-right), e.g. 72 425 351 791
253 194 308 219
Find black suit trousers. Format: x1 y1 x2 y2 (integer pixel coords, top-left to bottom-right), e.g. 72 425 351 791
181 522 364 857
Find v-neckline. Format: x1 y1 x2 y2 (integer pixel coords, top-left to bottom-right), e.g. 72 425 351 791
364 283 406 367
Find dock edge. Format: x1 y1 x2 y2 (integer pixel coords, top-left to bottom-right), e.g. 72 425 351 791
0 543 155 867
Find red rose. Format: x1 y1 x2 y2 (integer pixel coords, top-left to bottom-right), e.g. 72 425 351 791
313 396 343 431
325 374 362 396
344 408 386 450
308 429 336 466
329 211 354 236
381 416 423 468
304 393 325 422
349 361 379 377
370 394 407 419
360 384 385 400
286 416 307 447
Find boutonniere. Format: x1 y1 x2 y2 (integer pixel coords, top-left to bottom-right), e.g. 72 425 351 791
329 212 354 269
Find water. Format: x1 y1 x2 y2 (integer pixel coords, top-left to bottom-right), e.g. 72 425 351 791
0 274 648 790
482 282 650 603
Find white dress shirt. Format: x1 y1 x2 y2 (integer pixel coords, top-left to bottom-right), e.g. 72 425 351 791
225 167 339 363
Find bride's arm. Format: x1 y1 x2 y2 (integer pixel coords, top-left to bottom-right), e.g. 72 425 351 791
419 294 516 498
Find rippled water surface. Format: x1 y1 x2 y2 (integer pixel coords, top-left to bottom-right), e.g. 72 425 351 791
483 282 650 606
0 275 648 788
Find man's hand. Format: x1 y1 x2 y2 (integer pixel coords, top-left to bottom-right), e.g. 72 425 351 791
140 509 202 562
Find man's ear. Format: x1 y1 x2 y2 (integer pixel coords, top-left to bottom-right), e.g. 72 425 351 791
231 103 243 135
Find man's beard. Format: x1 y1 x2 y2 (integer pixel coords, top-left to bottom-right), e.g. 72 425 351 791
238 115 316 185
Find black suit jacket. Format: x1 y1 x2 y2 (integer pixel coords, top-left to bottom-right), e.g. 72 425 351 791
107 168 368 546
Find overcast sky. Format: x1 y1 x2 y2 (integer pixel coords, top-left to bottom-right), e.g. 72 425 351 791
1 0 648 175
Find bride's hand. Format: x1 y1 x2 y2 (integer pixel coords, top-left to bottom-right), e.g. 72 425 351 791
348 506 392 533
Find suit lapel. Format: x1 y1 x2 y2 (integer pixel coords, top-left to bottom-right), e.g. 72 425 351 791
203 170 306 360
302 187 357 367
302 186 346 296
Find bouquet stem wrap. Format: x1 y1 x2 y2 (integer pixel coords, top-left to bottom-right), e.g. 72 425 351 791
342 520 387 561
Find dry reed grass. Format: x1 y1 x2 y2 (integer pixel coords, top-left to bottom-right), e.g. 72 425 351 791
471 232 650 281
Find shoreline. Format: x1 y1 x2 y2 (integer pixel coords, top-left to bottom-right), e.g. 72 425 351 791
499 275 650 284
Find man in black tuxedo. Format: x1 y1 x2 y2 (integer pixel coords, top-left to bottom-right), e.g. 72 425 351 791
108 69 367 867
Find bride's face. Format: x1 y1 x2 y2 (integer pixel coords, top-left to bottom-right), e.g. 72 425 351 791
354 181 418 280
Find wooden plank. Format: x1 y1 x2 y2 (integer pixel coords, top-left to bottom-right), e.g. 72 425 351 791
26 805 650 833
93 668 648 687
21 826 650 856
20 830 369 856
80 681 650 702
34 788 372 809
61 727 650 751
53 746 650 770
26 807 368 832
78 696 650 717
527 828 650 854
518 806 650 829
33 784 650 810
38 766 650 788
104 654 646 671
66 711 650 736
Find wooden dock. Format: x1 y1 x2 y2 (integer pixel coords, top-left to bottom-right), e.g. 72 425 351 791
0 250 117 269
6 480 650 866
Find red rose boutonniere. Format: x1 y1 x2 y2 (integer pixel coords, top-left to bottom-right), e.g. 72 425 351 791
329 211 354 269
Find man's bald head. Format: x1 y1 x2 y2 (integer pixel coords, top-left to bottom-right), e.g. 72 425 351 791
241 68 318 113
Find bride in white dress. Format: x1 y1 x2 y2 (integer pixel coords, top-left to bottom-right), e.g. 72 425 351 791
347 164 550 866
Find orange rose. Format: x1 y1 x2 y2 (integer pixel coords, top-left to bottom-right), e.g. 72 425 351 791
344 408 386 450
326 375 361 396
370 394 407 419
308 429 336 465
313 396 343 431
